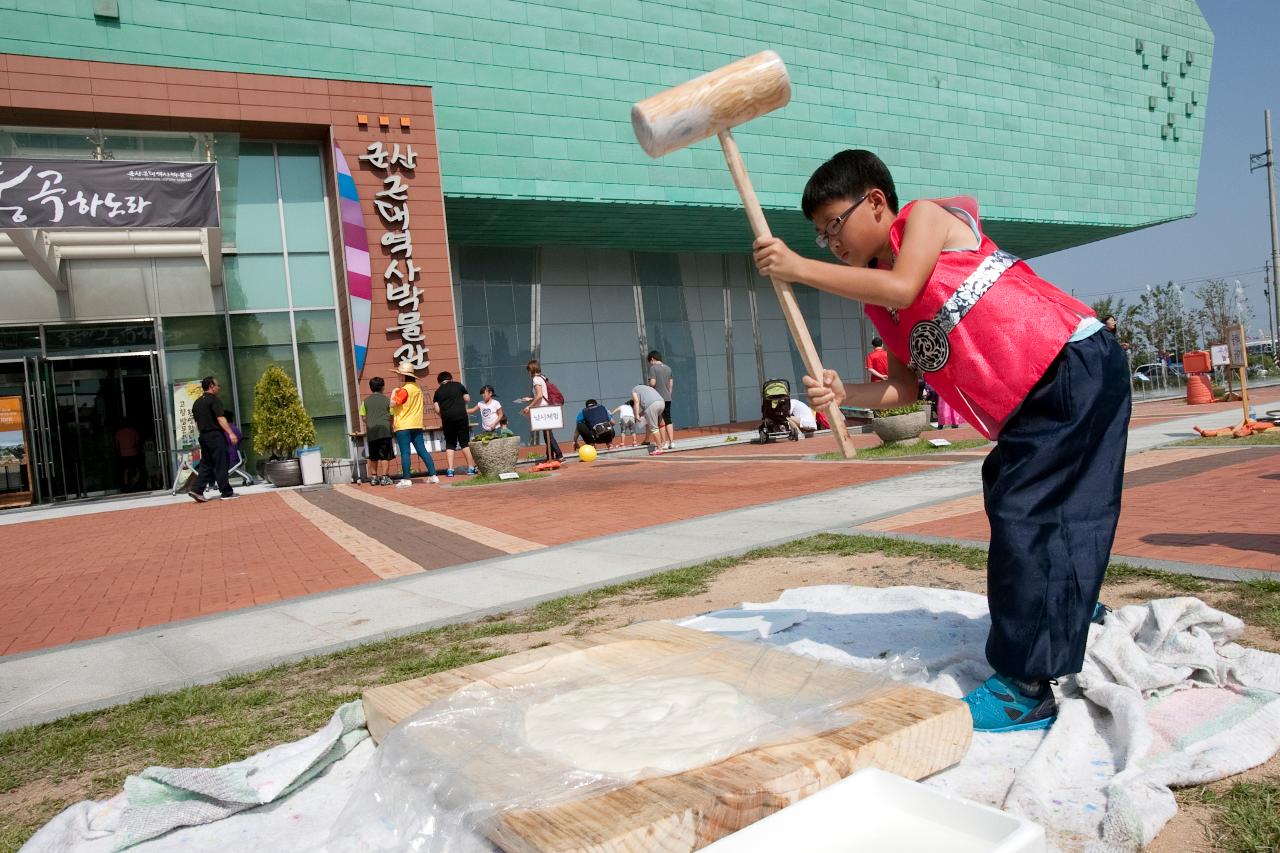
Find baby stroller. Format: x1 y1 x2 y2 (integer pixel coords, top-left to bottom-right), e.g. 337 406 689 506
758 378 800 443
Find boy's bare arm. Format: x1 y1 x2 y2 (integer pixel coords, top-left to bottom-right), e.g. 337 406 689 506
804 350 917 411
753 200 953 310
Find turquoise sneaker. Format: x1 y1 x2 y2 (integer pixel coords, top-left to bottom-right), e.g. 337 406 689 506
1091 602 1111 625
964 673 1058 733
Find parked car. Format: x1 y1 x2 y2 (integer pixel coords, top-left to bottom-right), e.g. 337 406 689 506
1132 362 1186 382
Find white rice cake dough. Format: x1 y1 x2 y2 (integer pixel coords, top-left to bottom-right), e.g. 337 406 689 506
522 676 774 775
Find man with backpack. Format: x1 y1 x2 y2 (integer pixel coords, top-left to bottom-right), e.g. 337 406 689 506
521 358 564 463
574 399 615 450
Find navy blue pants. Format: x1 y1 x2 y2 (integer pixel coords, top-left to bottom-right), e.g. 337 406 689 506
983 330 1131 683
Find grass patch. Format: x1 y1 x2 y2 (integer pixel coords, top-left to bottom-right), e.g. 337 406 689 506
1173 429 1280 447
1193 777 1280 852
0 533 1262 850
1222 578 1280 637
450 472 550 487
817 438 990 461
1104 561 1211 593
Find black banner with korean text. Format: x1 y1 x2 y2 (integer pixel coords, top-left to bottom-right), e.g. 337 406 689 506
0 159 219 228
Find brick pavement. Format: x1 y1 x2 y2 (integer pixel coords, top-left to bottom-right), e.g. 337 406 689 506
0 495 378 656
867 445 1280 572
3 388 1278 658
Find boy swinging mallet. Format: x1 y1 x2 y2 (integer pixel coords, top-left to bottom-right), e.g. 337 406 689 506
634 54 1130 733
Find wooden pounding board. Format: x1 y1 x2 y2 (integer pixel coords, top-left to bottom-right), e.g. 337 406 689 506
363 621 972 853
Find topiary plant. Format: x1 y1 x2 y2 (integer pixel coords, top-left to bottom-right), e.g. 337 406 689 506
252 364 317 459
873 402 924 417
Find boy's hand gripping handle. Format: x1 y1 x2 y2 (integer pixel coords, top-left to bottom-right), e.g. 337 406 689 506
718 129 859 459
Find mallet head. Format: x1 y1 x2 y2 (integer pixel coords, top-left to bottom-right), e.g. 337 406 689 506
632 50 791 158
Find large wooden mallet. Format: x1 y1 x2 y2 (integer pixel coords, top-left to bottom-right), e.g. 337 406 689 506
632 51 859 458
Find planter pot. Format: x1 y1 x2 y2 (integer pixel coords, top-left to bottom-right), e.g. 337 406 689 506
264 458 303 487
471 436 521 476
870 408 930 446
322 460 353 485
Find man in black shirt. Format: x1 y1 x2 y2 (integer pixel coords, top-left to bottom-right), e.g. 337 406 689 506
190 375 239 502
431 371 476 477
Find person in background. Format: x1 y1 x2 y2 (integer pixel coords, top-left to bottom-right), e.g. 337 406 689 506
360 376 395 485
786 396 818 438
574 398 615 449
390 361 439 488
646 350 676 450
610 400 638 447
114 420 144 492
520 359 564 463
468 384 504 435
1103 315 1131 351
630 382 666 455
190 375 238 502
432 370 477 477
223 408 245 449
865 337 889 382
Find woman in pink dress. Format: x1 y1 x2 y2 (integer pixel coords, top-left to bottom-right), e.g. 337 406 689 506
935 392 965 429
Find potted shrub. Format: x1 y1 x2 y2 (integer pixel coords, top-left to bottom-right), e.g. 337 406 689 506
253 365 317 487
470 428 521 476
870 401 931 446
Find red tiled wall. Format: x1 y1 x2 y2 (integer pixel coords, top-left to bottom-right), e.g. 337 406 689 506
0 53 458 427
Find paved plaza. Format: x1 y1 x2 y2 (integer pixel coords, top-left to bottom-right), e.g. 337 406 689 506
0 389 1276 730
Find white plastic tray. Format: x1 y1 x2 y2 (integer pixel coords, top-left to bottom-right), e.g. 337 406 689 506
703 767 1046 853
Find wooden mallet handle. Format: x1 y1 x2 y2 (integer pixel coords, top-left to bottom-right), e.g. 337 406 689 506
718 129 859 459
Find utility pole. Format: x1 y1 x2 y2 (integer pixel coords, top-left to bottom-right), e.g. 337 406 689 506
1266 260 1277 359
1250 110 1280 360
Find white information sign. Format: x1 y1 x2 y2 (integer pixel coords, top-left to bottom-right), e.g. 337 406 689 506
1210 345 1230 367
528 405 564 431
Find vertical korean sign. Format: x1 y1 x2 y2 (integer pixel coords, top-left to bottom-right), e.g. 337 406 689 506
0 396 32 508
359 142 429 372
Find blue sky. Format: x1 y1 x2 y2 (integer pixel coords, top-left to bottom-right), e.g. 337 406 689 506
1031 0 1279 342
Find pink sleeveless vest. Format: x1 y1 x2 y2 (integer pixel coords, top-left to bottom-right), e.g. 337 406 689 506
865 197 1094 439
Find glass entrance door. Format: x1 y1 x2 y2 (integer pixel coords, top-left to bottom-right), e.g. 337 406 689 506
37 354 168 501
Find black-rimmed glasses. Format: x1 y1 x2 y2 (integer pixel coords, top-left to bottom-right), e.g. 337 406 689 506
815 193 870 249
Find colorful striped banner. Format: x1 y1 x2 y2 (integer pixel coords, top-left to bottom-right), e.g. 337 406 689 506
334 144 371 376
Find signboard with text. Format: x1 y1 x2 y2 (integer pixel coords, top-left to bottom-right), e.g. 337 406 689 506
1210 344 1230 367
359 142 430 372
528 405 564 431
1227 326 1247 368
172 380 203 451
0 396 32 508
0 158 219 228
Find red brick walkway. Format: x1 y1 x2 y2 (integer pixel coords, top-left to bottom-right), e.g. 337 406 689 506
0 450 934 656
0 496 377 655
3 388 1278 657
865 445 1280 572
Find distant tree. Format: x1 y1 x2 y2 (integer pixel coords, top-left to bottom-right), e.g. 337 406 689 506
1194 278 1250 346
1132 282 1198 361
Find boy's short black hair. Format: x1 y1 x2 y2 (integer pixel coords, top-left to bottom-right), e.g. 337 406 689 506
802 150 899 218
436 371 452 383
647 350 661 362
369 376 385 392
585 398 598 407
200 375 217 391
872 336 883 348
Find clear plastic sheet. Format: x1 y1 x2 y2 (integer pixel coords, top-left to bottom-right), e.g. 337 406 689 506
327 635 897 852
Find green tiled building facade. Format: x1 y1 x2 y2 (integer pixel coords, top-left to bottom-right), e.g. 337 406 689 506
2 0 1213 255
0 1 1212 497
